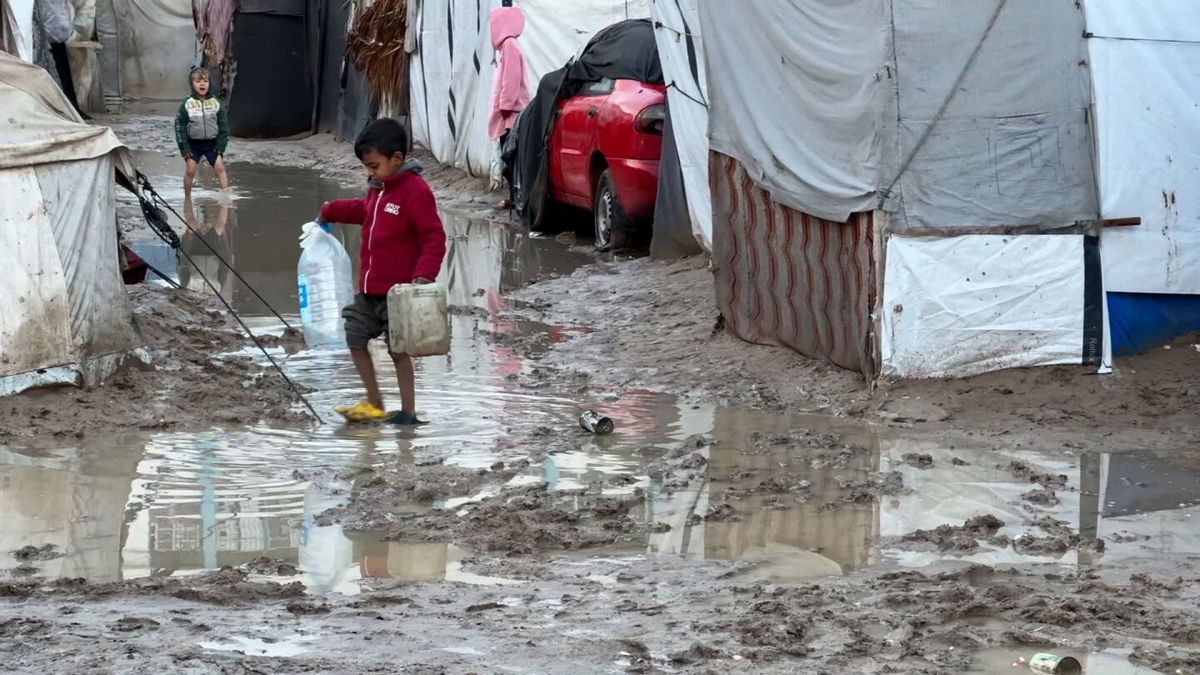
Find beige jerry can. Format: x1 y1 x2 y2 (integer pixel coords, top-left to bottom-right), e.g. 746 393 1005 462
387 283 450 356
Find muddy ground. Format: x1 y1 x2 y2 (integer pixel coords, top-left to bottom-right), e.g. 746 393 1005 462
499 255 1200 450
0 286 306 443
1 116 1199 673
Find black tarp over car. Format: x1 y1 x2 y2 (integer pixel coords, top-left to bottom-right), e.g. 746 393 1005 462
510 18 695 256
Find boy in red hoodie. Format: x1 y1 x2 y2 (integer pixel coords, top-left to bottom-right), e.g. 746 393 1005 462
319 119 447 424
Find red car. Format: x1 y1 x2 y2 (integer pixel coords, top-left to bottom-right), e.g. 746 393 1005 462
547 78 666 250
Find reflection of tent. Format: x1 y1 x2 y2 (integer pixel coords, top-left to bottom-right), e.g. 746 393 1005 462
653 1 1200 378
0 52 142 395
0 444 142 581
704 410 880 574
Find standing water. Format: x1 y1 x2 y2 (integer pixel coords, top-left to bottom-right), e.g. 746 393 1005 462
9 152 1200 595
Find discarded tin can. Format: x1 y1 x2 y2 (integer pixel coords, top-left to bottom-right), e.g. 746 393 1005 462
1029 653 1082 675
579 410 614 435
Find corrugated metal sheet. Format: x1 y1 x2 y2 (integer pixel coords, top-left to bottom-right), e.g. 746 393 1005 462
710 151 876 374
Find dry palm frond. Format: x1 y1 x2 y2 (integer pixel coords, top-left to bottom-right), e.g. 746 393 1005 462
346 0 409 109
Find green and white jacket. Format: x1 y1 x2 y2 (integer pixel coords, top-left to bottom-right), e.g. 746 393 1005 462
174 78 229 157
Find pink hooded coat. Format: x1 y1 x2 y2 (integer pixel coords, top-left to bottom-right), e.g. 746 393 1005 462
488 6 532 140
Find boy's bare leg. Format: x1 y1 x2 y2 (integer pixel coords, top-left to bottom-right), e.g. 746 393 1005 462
390 352 416 415
214 156 230 191
350 348 385 410
183 158 198 197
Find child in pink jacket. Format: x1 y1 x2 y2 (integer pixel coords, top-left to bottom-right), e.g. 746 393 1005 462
488 5 532 143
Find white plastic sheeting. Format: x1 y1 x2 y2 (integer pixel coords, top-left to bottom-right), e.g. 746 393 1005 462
649 0 709 252
0 52 139 394
698 0 1097 231
113 0 193 100
1085 0 1200 295
700 0 891 224
0 53 126 164
409 0 649 177
0 154 139 393
880 234 1092 379
6 0 34 60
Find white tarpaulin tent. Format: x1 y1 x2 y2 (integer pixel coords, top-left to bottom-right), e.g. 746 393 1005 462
688 0 1200 380
113 0 193 101
2 0 35 60
408 0 650 178
1085 0 1200 295
0 51 141 395
648 0 709 252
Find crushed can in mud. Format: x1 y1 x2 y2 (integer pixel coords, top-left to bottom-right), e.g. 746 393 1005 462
579 410 614 435
1028 653 1082 675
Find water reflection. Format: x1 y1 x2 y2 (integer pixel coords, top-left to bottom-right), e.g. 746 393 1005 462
178 197 235 298
123 149 355 315
970 645 1159 674
622 410 882 580
7 150 1198 593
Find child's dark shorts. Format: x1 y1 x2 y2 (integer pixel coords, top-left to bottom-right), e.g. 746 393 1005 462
343 293 389 350
189 139 220 166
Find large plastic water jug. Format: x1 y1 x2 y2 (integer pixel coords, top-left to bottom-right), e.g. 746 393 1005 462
387 283 450 356
297 222 355 349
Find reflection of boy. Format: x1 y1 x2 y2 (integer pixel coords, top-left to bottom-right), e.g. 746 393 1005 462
179 197 234 298
175 67 230 196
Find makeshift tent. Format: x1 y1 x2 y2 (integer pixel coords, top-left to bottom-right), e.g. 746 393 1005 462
0 0 32 60
194 0 369 139
0 52 142 395
114 0 194 100
224 0 323 137
648 0 709 253
681 0 1199 379
408 0 650 178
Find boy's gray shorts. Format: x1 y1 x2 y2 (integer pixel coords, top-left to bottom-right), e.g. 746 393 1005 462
343 293 389 350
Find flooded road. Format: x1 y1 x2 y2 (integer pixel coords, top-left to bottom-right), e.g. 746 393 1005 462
5 156 1200 600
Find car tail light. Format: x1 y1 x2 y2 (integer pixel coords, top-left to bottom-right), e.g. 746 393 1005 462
634 104 666 135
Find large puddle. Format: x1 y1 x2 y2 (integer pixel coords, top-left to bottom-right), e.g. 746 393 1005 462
4 154 1200 594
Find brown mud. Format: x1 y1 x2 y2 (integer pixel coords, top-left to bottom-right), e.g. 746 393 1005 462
500 256 1200 449
0 286 307 443
1 115 1198 672
2 548 1199 672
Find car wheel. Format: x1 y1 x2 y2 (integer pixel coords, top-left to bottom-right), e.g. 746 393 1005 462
593 168 632 252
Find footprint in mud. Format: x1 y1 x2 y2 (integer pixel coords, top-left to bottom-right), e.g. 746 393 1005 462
11 544 64 562
113 617 161 632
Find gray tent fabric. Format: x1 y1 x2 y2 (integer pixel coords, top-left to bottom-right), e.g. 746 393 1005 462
94 0 120 107
701 0 1098 231
335 59 374 142
888 0 1097 230
702 0 892 224
315 0 347 134
650 104 701 259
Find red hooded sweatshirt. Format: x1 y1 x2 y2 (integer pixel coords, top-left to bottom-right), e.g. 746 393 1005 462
320 161 447 295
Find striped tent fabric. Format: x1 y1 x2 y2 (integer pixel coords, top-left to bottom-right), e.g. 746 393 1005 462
710 152 876 374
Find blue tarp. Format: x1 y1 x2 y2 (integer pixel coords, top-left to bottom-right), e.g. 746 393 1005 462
1109 292 1200 356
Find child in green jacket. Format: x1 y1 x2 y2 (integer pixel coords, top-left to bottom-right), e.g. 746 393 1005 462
175 67 230 195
